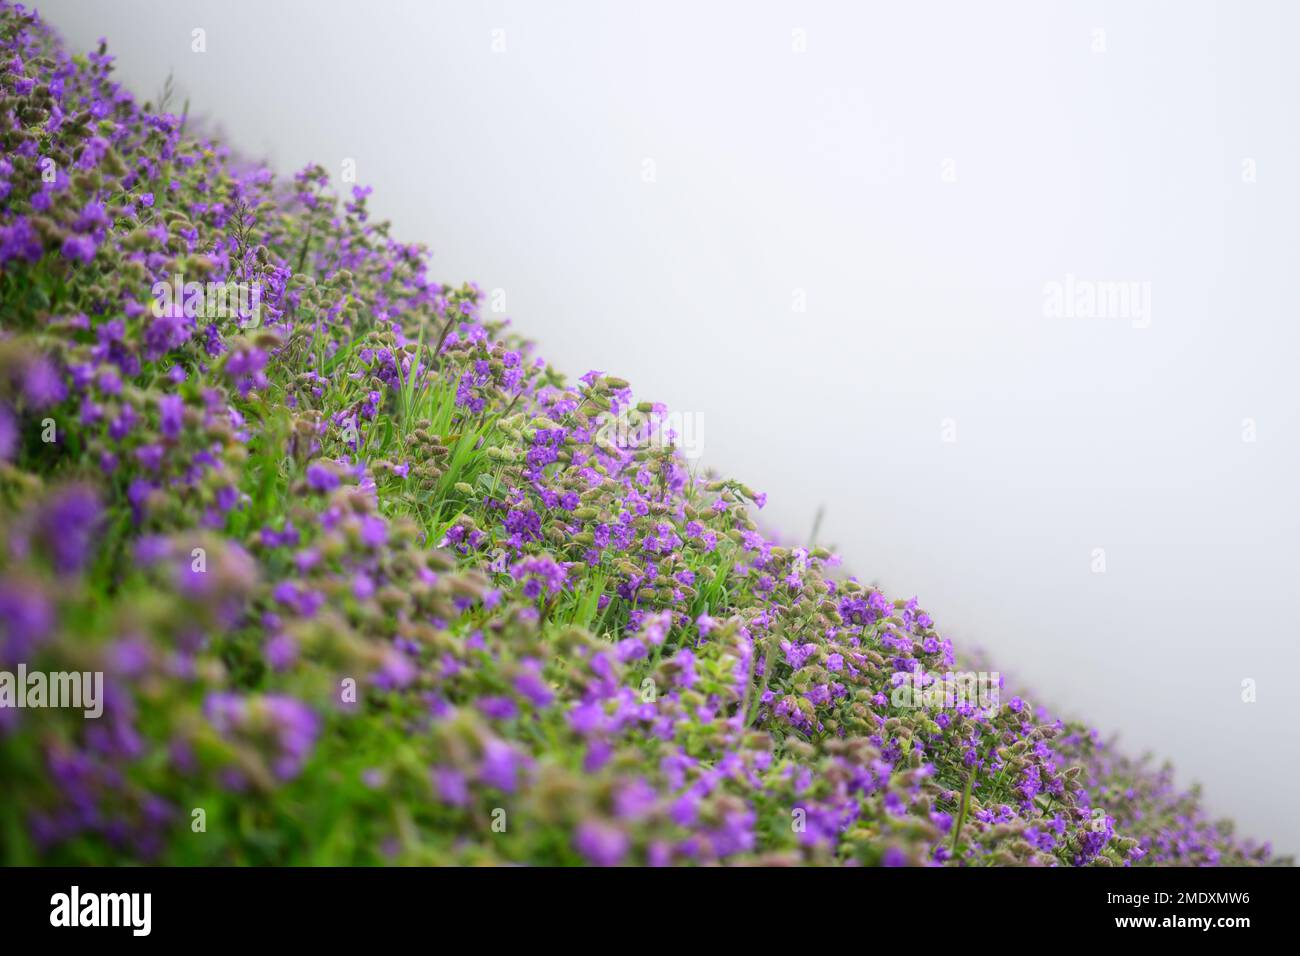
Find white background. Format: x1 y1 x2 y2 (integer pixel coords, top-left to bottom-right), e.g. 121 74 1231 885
39 0 1300 855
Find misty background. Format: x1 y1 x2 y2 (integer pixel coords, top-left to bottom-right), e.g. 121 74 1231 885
37 0 1300 855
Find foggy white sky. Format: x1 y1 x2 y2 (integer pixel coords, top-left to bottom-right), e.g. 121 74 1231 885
38 0 1300 855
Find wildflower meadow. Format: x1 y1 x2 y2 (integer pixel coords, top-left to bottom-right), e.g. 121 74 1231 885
0 3 1283 868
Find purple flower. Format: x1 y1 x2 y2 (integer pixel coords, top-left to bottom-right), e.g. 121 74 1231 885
881 847 907 867
614 778 658 820
511 554 567 599
265 633 297 671
134 443 164 472
262 696 321 779
305 462 339 492
158 394 184 439
60 234 97 264
0 218 42 264
513 662 554 708
477 696 518 720
36 485 102 575
204 693 319 781
0 404 15 461
21 357 66 409
432 767 469 807
358 515 386 547
574 821 628 867
0 580 53 665
479 739 521 793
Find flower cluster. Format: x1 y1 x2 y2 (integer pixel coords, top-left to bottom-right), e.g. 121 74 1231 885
0 4 1282 866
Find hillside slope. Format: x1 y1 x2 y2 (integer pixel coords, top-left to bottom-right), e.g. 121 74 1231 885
0 3 1279 865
